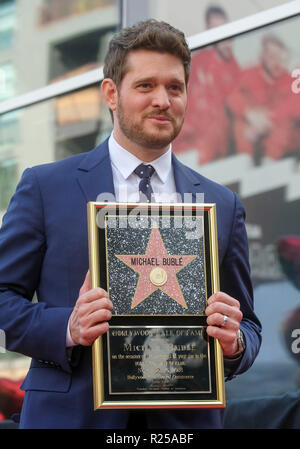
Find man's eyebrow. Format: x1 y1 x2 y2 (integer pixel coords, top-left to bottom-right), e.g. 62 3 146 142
133 77 185 87
133 77 156 85
169 78 185 87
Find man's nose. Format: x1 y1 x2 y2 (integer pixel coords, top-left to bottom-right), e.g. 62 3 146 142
151 87 170 109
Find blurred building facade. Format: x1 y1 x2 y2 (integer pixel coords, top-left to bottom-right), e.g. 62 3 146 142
0 0 118 222
0 0 299 425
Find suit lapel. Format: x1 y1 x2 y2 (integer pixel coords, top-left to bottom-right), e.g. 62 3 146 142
76 142 202 203
172 154 225 261
76 139 115 202
172 154 201 202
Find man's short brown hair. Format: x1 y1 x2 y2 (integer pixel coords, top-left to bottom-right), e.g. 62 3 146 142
103 19 191 89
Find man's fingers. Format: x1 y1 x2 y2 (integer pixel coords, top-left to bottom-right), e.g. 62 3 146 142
70 296 113 346
206 324 240 356
205 291 244 356
78 287 111 306
79 272 110 303
78 307 112 330
78 322 110 346
206 291 243 326
78 297 113 318
205 302 243 324
70 278 114 346
206 312 240 331
79 270 92 296
206 325 237 343
207 292 240 309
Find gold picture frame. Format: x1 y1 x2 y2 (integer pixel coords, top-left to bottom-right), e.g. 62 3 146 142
87 202 225 410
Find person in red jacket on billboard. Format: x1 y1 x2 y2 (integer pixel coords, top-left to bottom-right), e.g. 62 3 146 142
227 34 300 163
173 6 241 164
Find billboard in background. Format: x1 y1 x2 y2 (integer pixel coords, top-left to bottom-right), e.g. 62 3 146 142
174 13 300 288
173 9 300 398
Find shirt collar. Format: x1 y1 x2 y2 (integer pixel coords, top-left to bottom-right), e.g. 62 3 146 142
108 132 172 183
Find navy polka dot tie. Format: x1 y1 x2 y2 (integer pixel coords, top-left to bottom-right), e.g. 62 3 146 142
134 163 155 202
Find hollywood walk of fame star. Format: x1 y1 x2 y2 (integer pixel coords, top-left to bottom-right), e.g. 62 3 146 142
115 225 197 309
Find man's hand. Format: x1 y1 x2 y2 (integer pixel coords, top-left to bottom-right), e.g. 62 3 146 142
205 292 243 357
69 271 113 346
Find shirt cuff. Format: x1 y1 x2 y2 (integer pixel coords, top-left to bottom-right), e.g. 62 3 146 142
66 316 77 348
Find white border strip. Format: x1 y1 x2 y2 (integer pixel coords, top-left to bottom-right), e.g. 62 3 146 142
187 0 300 49
0 67 103 114
121 0 128 28
0 0 299 115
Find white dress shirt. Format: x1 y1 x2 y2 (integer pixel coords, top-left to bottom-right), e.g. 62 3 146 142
66 132 178 347
108 132 178 203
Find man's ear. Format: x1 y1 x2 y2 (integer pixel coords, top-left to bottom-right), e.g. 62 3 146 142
101 78 118 112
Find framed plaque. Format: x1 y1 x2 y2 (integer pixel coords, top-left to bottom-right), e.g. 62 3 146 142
87 202 225 409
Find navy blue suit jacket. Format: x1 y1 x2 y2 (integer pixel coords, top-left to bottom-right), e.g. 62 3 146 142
0 139 261 428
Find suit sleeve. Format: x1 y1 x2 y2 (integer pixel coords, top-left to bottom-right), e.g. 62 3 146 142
220 193 262 377
0 168 73 373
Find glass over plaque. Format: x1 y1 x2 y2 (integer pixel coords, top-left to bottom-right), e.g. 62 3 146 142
87 202 225 409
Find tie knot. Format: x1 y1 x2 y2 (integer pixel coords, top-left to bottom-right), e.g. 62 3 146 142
134 163 155 180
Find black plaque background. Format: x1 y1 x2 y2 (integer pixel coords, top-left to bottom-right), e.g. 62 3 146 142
107 325 210 394
101 316 218 403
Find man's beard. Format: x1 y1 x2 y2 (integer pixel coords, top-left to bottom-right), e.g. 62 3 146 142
116 100 184 150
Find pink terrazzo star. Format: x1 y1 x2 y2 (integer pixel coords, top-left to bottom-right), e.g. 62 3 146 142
116 226 197 309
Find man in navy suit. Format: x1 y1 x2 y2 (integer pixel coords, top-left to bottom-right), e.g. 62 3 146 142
0 20 261 429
